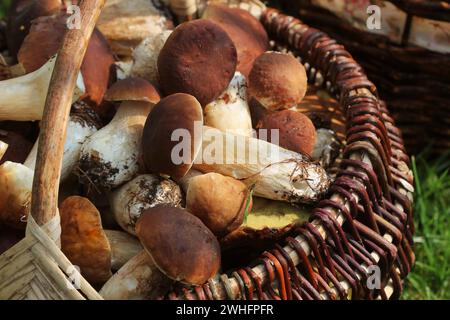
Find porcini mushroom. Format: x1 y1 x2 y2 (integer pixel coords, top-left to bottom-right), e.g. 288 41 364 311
186 172 252 237
130 30 172 85
136 205 221 285
257 109 317 156
100 205 221 299
97 0 173 58
104 230 143 271
204 72 253 137
99 250 172 300
157 19 237 106
17 12 115 112
0 56 85 121
60 196 112 285
141 93 330 204
6 0 61 57
248 51 308 111
77 77 160 190
0 107 99 229
110 174 183 235
202 3 269 77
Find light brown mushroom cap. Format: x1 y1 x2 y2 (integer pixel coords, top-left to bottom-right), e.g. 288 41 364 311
135 204 221 285
157 19 237 106
203 4 269 77
141 93 203 180
60 196 112 285
104 77 161 104
257 109 317 156
186 172 252 237
248 52 308 111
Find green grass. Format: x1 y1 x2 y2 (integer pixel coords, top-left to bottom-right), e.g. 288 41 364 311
402 150 450 300
0 0 11 19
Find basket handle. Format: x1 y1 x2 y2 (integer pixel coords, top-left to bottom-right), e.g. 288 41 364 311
30 0 106 227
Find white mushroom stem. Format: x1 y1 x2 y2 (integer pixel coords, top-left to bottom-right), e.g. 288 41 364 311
110 174 183 235
25 114 99 180
0 56 85 121
99 250 172 300
0 115 98 228
104 230 143 271
0 141 7 161
204 72 253 137
78 101 153 190
193 126 330 203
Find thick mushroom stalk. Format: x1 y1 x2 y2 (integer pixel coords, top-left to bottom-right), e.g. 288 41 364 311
99 250 172 300
204 72 253 137
194 126 330 203
110 174 183 235
0 56 85 121
77 78 160 190
0 112 99 229
104 230 143 271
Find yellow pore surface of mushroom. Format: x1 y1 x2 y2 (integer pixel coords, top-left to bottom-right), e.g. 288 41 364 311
60 196 112 285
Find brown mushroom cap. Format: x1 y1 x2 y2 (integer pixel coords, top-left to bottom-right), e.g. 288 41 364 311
157 19 237 106
6 0 61 57
257 109 317 156
135 204 221 285
186 172 252 237
141 93 203 180
248 52 308 111
203 4 269 77
104 77 161 104
17 13 115 111
60 196 112 285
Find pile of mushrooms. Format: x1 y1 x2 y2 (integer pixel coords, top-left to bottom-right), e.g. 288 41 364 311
0 1 346 298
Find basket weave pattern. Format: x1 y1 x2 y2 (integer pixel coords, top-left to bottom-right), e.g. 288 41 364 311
283 0 450 154
0 1 415 300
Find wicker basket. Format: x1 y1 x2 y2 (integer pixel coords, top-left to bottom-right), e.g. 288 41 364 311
275 0 450 155
0 0 414 300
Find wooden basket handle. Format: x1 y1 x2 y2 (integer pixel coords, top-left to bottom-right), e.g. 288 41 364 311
30 0 106 227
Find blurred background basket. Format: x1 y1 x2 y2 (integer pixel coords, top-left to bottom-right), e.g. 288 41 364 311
0 0 415 300
274 0 450 155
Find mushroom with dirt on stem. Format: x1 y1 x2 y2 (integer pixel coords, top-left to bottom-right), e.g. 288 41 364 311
0 104 100 230
141 93 330 204
0 56 85 121
77 77 160 191
100 205 221 299
60 196 144 285
110 174 184 236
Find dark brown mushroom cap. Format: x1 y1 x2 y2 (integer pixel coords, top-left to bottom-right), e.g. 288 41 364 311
248 52 308 111
157 19 237 106
203 4 269 77
257 109 317 156
135 204 221 285
6 0 61 57
17 13 115 111
104 77 160 104
141 93 203 180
